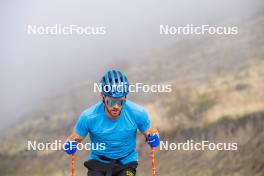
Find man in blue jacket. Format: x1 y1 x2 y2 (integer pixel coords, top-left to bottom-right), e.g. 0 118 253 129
65 69 160 176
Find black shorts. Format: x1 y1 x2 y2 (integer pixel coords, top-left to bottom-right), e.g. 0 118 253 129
84 159 138 176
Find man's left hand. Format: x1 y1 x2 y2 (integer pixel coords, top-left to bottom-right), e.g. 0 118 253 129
147 133 160 148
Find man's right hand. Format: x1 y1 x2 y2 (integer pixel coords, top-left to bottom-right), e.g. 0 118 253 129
64 140 77 155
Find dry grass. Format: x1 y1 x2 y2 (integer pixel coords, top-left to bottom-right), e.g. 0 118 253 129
145 60 264 131
204 60 264 123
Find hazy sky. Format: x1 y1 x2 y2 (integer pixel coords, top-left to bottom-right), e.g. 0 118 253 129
0 0 261 128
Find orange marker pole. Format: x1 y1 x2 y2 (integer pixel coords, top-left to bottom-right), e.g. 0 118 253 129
150 147 155 176
71 154 75 176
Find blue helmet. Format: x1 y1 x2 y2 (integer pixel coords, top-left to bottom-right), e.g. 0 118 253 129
100 69 129 98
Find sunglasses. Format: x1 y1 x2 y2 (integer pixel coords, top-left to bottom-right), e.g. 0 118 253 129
105 97 126 107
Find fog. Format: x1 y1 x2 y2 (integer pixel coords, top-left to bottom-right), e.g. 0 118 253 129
0 0 261 128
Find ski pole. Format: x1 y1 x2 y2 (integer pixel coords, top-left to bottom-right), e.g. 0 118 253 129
150 147 155 176
71 154 75 176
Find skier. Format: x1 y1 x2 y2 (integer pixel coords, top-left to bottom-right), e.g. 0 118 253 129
65 69 160 176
